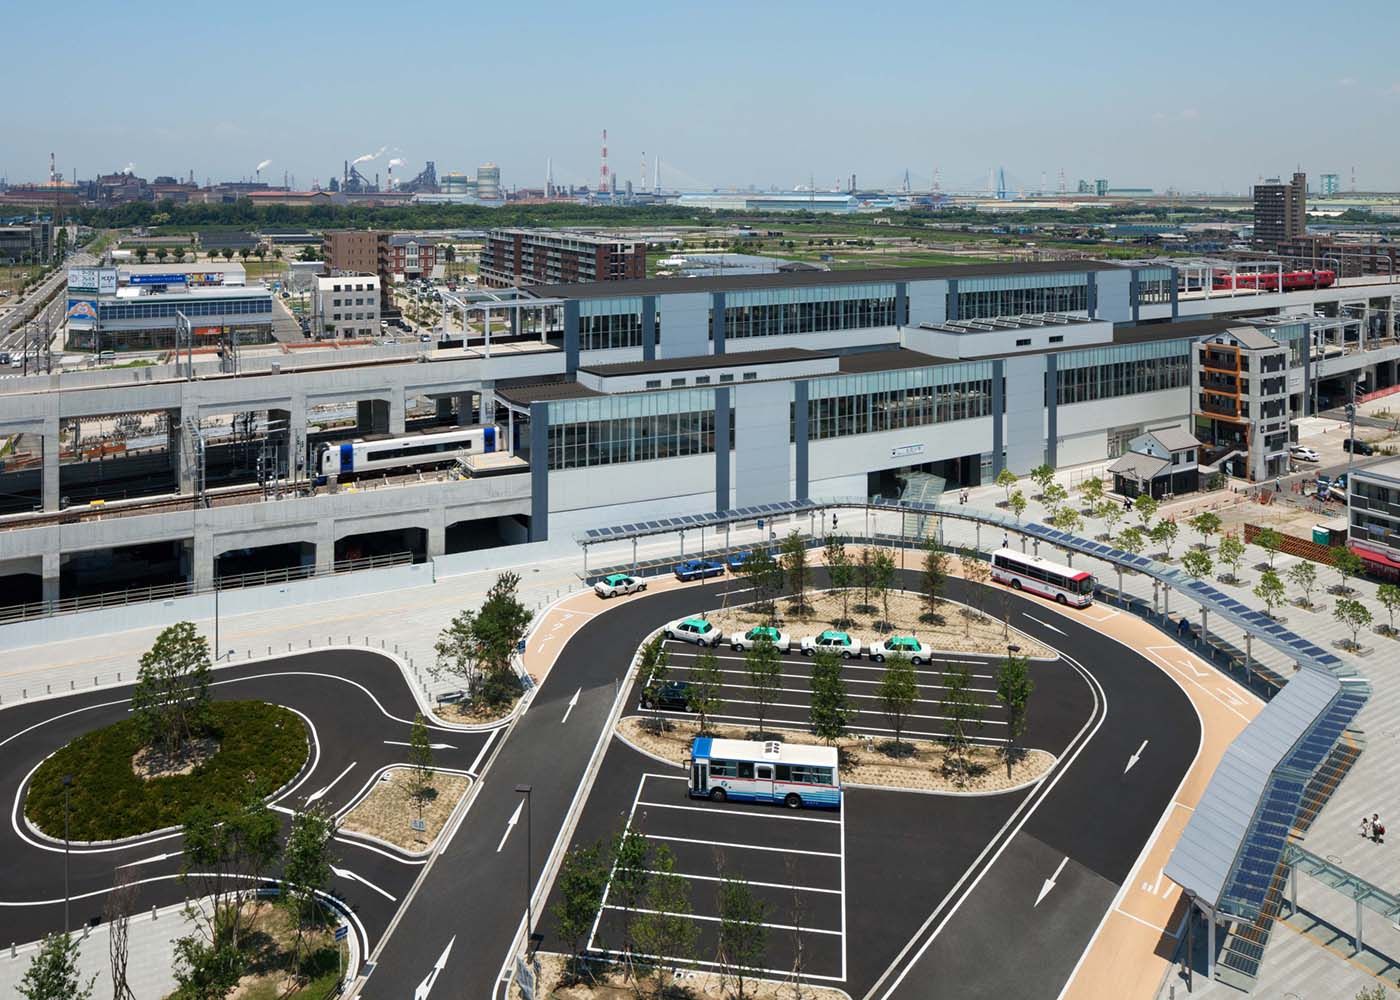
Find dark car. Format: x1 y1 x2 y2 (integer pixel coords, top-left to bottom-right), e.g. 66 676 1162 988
674 558 725 582
640 680 693 711
1344 438 1375 456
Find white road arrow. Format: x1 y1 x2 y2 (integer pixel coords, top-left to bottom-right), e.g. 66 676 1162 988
414 936 455 1000
331 865 397 902
1125 739 1149 774
1035 857 1069 907
307 761 357 804
117 850 180 869
383 740 458 750
561 687 581 725
496 800 524 853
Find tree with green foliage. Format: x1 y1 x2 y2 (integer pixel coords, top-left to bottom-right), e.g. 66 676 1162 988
181 795 281 952
940 662 984 785
1181 547 1213 581
743 547 781 617
1377 583 1400 635
155 246 168 263
809 649 851 745
1078 476 1105 511
1335 597 1372 650
687 649 724 734
717 875 770 1000
1050 505 1083 538
407 713 435 821
238 247 251 262
1041 481 1069 516
473 572 532 687
1189 511 1221 550
1029 464 1055 498
552 840 610 982
1217 532 1245 582
995 468 1018 505
631 844 695 996
609 827 651 964
745 635 782 738
17 933 94 1000
639 635 671 731
130 621 213 758
135 246 149 264
872 547 898 628
876 652 918 754
1094 498 1125 539
825 535 854 626
170 935 241 1000
432 607 482 698
281 804 337 970
1133 494 1159 530
1116 525 1145 557
1150 518 1180 560
220 247 234 261
272 247 283 262
1330 546 1364 595
995 650 1034 770
779 529 810 612
1254 569 1286 619
920 537 947 617
1255 527 1284 569
1288 560 1319 608
1009 489 1028 522
961 549 992 623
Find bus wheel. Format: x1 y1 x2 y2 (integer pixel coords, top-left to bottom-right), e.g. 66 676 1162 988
1011 579 1022 590
710 788 727 802
1056 593 1068 605
784 793 802 809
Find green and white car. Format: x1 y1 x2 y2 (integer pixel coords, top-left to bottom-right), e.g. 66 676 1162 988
594 573 646 598
728 625 791 652
868 635 931 664
663 616 721 647
799 630 862 659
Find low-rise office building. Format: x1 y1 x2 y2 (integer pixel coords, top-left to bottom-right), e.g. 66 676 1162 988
311 275 381 339
1348 459 1400 580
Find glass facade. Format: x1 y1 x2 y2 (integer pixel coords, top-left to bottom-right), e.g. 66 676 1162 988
720 283 897 340
579 296 643 351
98 295 273 321
1251 321 1307 368
956 272 1088 320
1136 266 1175 304
804 363 993 440
1056 339 1191 404
547 389 723 469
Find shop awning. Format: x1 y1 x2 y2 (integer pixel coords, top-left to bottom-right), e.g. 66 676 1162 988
1351 545 1400 571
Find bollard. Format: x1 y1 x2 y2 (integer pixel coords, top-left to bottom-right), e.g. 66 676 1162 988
346 635 350 644
267 646 271 656
308 639 312 648
94 677 97 686
118 672 121 682
46 684 50 694
22 689 26 699
152 905 158 920
70 680 74 690
10 943 14 958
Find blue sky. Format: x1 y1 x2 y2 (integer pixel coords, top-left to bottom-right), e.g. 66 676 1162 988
4 0 1399 193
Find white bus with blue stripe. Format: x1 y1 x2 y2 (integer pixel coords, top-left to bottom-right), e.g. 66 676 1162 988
315 426 497 479
688 737 841 810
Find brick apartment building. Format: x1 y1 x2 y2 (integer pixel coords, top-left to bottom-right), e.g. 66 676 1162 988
478 228 646 287
1252 172 1307 246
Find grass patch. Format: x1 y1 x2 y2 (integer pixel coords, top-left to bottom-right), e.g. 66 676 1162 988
26 701 307 841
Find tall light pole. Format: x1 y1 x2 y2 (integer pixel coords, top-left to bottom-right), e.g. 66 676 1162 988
515 784 533 952
62 774 72 933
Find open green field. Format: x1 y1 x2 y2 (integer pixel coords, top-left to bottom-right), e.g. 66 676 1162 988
0 262 45 297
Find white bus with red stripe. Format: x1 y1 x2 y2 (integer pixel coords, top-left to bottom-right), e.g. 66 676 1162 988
990 547 1094 607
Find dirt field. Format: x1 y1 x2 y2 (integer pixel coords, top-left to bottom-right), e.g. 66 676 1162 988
515 950 852 1000
700 587 1052 659
340 767 470 852
618 717 1053 794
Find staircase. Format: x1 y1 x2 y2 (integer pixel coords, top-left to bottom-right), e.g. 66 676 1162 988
898 471 946 541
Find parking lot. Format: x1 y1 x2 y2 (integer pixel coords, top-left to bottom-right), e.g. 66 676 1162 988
655 639 1013 746
588 771 847 982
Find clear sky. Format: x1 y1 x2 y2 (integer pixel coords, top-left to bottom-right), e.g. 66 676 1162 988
5 0 1399 194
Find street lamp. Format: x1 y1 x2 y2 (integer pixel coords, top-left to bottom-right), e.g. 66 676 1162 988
62 774 72 933
515 784 533 952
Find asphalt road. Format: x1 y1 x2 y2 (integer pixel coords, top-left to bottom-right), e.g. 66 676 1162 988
0 649 495 962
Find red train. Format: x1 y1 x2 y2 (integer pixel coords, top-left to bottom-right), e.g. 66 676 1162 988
1211 268 1336 291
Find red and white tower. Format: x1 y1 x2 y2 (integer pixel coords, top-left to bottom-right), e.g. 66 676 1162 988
599 128 609 195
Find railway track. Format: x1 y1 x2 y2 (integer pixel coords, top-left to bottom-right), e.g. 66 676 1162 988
0 482 305 531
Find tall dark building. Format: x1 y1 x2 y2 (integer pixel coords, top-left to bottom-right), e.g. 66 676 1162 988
1253 172 1306 245
478 229 647 287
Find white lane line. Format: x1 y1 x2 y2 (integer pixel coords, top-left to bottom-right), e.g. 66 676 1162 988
331 864 397 902
600 904 842 936
1113 907 1171 934
588 945 845 983
624 868 842 895
307 761 357 804
643 833 840 858
1022 614 1066 636
116 850 180 869
634 800 841 824
334 836 429 866
496 799 524 853
652 698 1010 727
466 727 498 776
650 708 1011 743
384 741 457 750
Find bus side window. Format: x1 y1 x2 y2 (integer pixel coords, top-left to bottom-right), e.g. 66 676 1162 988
737 762 754 779
775 764 791 781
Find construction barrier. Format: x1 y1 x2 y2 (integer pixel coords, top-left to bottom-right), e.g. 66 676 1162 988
1244 523 1336 565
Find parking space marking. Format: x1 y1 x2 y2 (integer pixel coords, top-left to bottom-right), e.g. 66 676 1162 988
630 868 843 895
601 904 843 936
650 707 1011 741
636 800 842 825
646 833 841 857
666 663 999 694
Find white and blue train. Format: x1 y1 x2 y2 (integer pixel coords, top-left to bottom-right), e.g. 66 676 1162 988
315 426 498 479
688 737 841 810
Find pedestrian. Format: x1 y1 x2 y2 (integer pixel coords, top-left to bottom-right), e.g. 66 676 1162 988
1373 814 1385 844
1002 533 1009 549
1362 815 1373 840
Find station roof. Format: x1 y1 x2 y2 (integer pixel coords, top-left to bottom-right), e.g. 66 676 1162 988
494 377 602 406
837 347 952 372
531 259 1130 301
579 347 823 377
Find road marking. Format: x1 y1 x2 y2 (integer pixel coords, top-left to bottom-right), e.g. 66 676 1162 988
496 799 524 853
635 800 841 824
1124 740 1149 774
330 864 397 902
643 832 840 858
1113 907 1172 934
561 687 581 725
307 761 357 804
466 728 498 776
1035 857 1069 907
116 850 179 869
600 903 842 936
383 741 457 750
1022 614 1066 636
629 867 842 894
414 936 455 1000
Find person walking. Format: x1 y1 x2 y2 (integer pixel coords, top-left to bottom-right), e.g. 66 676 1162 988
1362 815 1373 840
1373 813 1385 844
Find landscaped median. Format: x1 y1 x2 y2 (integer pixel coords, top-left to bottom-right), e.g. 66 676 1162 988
340 767 472 854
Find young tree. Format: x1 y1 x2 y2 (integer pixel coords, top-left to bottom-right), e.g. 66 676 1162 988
871 547 897 628
1288 560 1319 608
743 547 780 617
130 621 213 758
1116 525 1145 558
1218 532 1246 583
825 535 854 626
631 845 696 997
961 551 992 621
105 867 139 1000
1009 489 1028 522
639 635 671 731
995 468 1018 505
779 530 810 613
940 662 984 785
221 247 234 261
1096 498 1125 538
171 934 241 1000
1377 583 1400 635
1181 547 1213 581
809 649 851 745
135 246 149 264
180 796 281 951
155 246 168 263
1078 476 1105 511
1134 494 1159 530
717 875 770 1000
1029 463 1055 498
432 607 481 698
407 713 435 821
552 840 610 982
1050 506 1083 537
1330 546 1364 595
1334 597 1372 650
745 635 782 738
18 933 94 1000
1189 511 1221 550
995 650 1034 771
473 572 533 689
687 649 724 734
609 828 651 964
1041 482 1069 516
920 537 948 618
281 805 337 969
1255 527 1284 569
1150 518 1179 560
1254 569 1286 619
870 658 915 761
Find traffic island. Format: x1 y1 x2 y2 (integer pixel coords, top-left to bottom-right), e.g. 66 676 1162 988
515 951 853 1000
339 767 471 854
618 717 1055 795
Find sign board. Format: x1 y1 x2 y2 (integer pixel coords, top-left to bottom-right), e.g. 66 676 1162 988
128 273 188 286
65 298 98 323
515 956 536 1000
97 268 118 294
890 443 926 458
187 271 226 287
334 924 349 942
68 267 99 291
410 818 427 833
